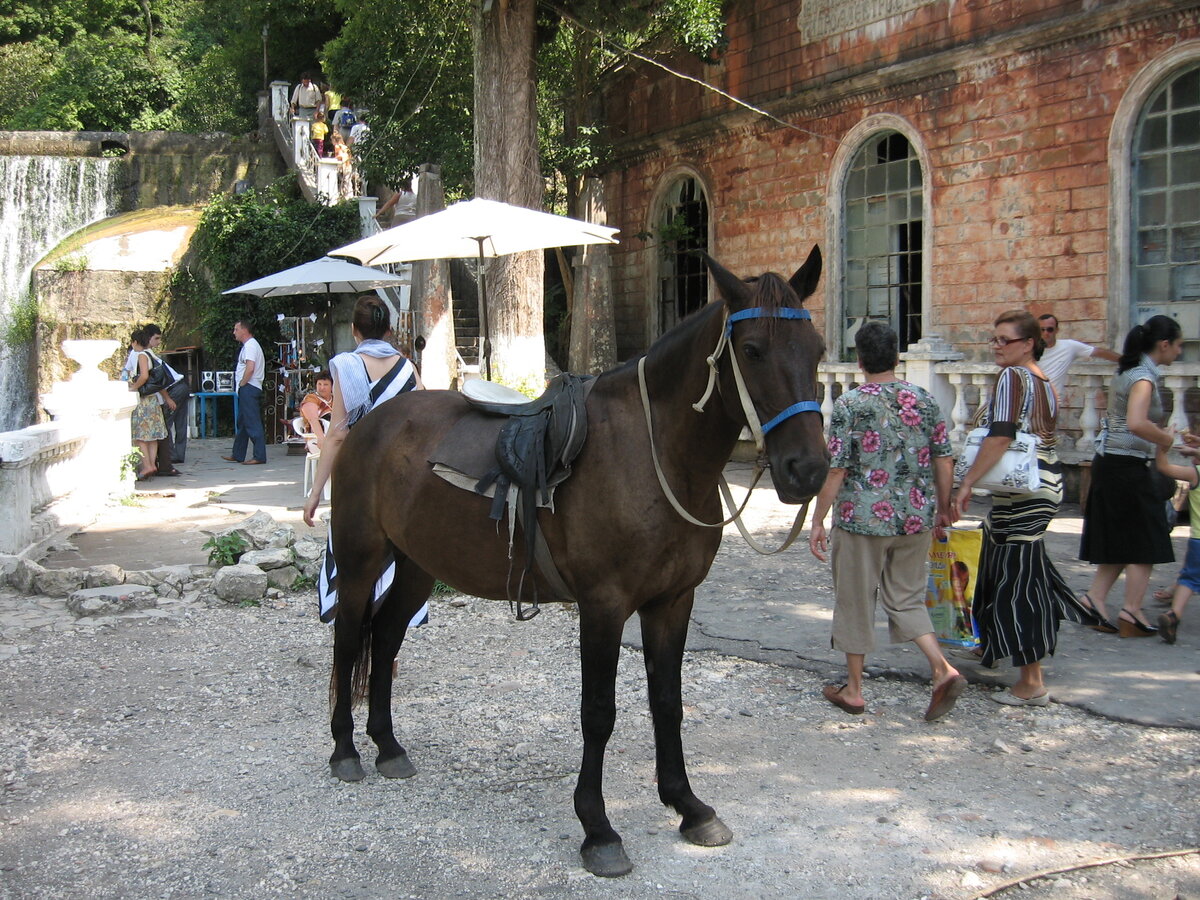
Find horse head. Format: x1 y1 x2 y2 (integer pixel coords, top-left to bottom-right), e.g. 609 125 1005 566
703 246 830 503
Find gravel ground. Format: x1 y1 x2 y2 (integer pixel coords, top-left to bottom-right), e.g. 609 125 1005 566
0 590 1197 899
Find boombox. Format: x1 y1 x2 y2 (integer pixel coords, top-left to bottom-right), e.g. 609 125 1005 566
215 371 235 392
200 370 215 392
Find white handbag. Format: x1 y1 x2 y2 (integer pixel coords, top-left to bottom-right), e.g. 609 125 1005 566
953 367 1042 494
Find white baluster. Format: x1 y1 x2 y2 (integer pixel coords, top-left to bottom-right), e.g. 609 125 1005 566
1075 373 1101 453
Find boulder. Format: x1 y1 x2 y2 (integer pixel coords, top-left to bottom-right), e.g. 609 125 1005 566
292 538 324 579
266 565 300 589
212 563 268 602
265 526 296 550
220 510 279 550
240 548 294 571
85 564 125 588
67 584 157 617
0 554 18 587
33 566 88 598
10 558 46 594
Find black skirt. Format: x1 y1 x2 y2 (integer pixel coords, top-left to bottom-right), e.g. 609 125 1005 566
1079 453 1174 566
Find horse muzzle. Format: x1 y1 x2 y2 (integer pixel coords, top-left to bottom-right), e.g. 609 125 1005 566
767 448 830 504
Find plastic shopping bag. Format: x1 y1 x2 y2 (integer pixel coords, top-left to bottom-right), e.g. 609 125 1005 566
925 527 982 648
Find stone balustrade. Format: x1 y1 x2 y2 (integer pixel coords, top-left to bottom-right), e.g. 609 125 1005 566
0 341 136 557
815 355 1200 469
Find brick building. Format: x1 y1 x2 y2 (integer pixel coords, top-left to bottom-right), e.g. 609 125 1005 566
601 0 1200 367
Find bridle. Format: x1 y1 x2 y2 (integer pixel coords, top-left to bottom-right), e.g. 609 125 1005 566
638 304 822 554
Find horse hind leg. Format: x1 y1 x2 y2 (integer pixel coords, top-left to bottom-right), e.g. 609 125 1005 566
365 553 435 779
329 573 372 783
638 591 733 848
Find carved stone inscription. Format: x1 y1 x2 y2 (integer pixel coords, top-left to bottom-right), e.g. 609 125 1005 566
798 0 932 41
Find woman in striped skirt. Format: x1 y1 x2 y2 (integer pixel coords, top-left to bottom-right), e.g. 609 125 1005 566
954 310 1101 706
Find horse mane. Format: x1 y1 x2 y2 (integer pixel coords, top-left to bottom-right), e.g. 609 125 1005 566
600 270 805 380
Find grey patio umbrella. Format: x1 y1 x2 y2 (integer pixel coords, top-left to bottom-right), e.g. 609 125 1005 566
332 198 619 379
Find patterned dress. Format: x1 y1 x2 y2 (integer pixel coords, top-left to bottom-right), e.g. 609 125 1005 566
972 366 1099 667
130 352 167 442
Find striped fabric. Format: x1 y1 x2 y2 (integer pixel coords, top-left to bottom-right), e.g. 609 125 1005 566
973 450 1099 667
317 352 426 627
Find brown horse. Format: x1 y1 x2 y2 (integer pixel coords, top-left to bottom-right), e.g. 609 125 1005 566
325 248 829 876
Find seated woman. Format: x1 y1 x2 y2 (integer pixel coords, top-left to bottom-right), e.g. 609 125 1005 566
298 370 334 451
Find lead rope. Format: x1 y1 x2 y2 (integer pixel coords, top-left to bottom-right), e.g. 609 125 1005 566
637 315 810 555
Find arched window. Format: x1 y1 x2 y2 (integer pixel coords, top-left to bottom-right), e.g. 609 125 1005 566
842 131 924 358
657 176 709 334
1133 63 1200 356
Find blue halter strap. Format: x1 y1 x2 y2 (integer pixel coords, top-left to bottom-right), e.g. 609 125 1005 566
726 306 821 435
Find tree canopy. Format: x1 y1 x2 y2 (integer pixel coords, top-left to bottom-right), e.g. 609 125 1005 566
1 0 725 197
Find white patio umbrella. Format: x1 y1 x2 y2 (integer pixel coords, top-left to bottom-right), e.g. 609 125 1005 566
331 198 619 379
221 255 407 297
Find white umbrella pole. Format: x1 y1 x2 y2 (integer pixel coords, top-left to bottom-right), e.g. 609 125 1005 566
477 239 492 381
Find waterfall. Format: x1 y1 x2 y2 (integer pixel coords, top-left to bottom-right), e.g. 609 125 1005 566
0 154 119 431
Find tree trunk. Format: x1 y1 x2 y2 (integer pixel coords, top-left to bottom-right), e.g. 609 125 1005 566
411 165 457 389
569 176 616 374
473 0 544 393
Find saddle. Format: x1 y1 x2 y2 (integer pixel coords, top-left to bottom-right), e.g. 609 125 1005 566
429 373 594 618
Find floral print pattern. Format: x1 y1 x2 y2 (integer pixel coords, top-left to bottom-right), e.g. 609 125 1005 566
827 380 953 537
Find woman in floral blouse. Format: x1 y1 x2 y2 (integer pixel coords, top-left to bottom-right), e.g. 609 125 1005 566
809 322 967 721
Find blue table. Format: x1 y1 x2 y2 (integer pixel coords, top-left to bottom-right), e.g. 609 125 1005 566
194 391 238 438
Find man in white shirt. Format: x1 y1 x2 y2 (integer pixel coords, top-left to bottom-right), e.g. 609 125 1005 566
349 113 369 146
1037 314 1119 398
223 320 267 465
290 74 322 121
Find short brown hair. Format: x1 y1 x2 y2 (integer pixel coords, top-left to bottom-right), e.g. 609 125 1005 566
994 309 1043 359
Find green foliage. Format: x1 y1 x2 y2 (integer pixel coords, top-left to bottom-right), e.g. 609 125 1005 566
202 532 249 567
431 579 457 597
1 291 44 349
52 252 89 273
119 447 143 482
186 179 360 364
322 0 474 194
291 573 316 592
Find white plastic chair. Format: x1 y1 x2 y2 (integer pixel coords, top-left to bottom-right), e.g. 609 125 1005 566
292 416 330 500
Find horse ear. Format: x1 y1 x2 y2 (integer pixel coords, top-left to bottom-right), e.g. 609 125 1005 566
788 245 823 304
697 252 753 307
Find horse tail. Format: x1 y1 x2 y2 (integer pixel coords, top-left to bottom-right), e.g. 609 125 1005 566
327 610 374 710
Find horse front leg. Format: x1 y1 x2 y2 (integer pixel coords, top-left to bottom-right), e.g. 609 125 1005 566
639 591 733 847
365 557 433 779
574 606 633 877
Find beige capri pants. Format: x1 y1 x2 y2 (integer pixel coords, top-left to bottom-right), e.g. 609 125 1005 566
830 528 936 654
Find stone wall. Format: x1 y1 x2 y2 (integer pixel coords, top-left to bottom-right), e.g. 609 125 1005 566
601 0 1200 361
0 130 285 209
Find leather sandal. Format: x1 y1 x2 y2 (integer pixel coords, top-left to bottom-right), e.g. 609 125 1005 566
1158 610 1180 645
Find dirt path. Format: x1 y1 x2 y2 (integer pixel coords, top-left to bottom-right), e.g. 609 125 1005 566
0 591 1197 899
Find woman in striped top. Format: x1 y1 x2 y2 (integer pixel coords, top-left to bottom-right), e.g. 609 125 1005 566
954 309 1100 706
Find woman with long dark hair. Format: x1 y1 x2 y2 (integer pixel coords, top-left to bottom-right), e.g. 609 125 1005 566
954 310 1100 706
1078 315 1184 637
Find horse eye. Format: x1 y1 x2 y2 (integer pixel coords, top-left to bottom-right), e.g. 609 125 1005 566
741 343 763 361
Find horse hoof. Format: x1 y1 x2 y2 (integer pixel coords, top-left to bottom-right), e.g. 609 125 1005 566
330 757 366 782
681 815 733 847
580 841 633 878
376 752 417 779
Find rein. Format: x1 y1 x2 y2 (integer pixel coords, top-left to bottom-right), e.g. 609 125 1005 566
637 306 819 555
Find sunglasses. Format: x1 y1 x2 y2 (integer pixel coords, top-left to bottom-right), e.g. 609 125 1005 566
989 335 1029 347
